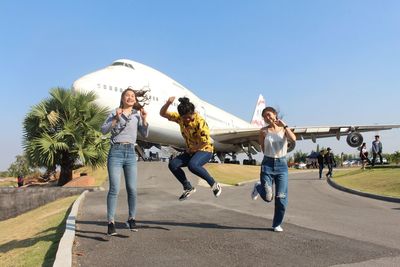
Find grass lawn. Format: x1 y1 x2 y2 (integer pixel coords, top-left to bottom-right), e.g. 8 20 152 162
0 196 78 267
0 181 17 187
332 166 400 198
205 163 260 185
74 166 108 187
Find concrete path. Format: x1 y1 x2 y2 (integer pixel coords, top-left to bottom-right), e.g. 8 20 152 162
73 162 400 266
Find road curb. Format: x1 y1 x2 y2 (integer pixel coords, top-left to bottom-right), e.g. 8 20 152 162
327 177 400 203
53 190 89 267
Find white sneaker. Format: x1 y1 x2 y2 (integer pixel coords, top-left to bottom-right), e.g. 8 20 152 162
251 182 260 200
212 182 222 197
266 185 273 202
273 225 283 232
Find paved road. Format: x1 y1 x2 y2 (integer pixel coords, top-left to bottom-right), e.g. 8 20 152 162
73 162 400 266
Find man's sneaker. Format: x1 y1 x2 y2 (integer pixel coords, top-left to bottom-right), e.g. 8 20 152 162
107 222 117 236
126 218 138 232
251 182 260 200
179 187 196 201
266 185 273 202
212 182 222 197
273 225 283 232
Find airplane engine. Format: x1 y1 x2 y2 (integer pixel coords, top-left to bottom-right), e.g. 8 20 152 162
287 140 296 153
346 132 363 147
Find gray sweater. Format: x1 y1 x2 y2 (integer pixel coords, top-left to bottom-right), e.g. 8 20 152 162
101 109 149 144
372 140 382 153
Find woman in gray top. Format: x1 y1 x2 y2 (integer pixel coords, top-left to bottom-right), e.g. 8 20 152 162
101 88 149 236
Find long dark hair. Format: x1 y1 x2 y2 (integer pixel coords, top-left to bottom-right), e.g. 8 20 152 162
261 106 277 117
119 87 150 110
177 97 195 116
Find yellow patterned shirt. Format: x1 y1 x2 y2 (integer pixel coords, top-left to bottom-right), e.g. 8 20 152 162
167 112 214 153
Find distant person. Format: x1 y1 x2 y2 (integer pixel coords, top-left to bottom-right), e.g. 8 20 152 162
17 175 24 187
359 143 371 170
324 147 336 178
101 88 149 236
160 96 222 201
371 135 383 166
250 107 296 232
317 150 325 179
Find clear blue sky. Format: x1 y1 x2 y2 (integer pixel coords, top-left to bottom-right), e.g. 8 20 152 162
1 0 399 170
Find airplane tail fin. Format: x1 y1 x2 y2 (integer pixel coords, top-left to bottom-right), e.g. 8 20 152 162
250 94 266 127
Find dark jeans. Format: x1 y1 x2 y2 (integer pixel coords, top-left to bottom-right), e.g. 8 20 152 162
326 164 333 177
372 152 383 166
318 164 324 178
168 151 216 190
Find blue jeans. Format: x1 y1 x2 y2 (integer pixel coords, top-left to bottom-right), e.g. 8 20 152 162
168 151 216 189
107 144 137 222
256 156 288 228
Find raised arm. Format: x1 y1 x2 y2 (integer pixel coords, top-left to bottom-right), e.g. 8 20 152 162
159 96 175 120
276 119 296 142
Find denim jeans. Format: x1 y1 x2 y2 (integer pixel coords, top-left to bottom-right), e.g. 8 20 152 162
107 143 137 222
372 152 383 166
326 164 333 177
168 151 215 189
256 156 288 228
319 164 324 178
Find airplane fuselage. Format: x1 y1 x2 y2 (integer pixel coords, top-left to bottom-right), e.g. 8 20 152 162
72 59 255 153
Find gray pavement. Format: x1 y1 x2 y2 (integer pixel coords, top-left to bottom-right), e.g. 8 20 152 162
73 162 400 266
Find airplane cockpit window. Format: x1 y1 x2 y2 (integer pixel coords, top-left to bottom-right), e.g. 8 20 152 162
111 62 135 70
111 62 124 66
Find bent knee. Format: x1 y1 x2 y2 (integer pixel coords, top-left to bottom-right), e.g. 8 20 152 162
188 163 201 172
168 162 178 171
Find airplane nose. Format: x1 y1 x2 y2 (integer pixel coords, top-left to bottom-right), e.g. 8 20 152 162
72 77 94 94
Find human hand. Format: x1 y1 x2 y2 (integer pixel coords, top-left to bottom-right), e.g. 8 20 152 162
115 108 123 120
167 96 175 104
140 108 148 120
275 118 287 128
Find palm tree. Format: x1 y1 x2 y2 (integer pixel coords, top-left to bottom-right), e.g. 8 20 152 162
23 87 110 186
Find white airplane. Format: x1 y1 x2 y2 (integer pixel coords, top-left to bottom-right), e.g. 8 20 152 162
72 59 400 164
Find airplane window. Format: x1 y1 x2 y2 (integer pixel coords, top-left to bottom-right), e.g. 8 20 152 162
114 87 118 92
103 85 107 89
109 86 112 91
111 62 134 70
120 88 123 92
97 84 100 89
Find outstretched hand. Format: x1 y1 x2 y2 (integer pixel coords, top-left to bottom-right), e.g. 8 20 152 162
167 96 175 104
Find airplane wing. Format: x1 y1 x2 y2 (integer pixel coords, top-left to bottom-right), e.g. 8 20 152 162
211 124 400 152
